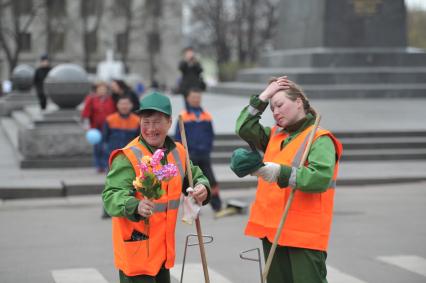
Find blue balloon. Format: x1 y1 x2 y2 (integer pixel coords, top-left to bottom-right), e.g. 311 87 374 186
86 128 102 145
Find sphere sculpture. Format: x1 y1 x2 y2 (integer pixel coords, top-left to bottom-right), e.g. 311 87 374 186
44 64 91 109
11 64 35 91
85 128 102 145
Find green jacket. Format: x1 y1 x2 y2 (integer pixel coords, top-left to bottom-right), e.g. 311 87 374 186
235 95 337 193
103 136 211 222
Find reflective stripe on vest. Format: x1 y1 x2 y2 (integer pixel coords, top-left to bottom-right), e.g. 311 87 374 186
245 125 343 251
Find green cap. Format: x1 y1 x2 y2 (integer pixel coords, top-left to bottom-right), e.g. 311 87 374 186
137 92 172 116
230 148 264 178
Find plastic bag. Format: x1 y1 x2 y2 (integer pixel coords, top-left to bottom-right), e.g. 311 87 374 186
182 187 201 225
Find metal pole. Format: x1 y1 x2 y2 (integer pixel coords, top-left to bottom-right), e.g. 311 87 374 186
180 234 213 283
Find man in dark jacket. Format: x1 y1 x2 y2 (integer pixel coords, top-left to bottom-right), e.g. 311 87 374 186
178 47 206 99
33 54 51 110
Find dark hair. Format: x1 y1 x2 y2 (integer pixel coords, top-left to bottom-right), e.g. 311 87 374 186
188 87 203 94
112 79 131 92
40 53 49 61
269 77 317 117
139 110 170 118
117 95 132 102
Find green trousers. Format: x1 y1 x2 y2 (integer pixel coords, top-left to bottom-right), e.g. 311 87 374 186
262 238 328 283
119 267 170 283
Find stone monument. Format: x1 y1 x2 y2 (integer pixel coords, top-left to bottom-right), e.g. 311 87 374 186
210 0 426 99
0 64 38 116
274 0 406 49
17 64 93 168
96 49 124 82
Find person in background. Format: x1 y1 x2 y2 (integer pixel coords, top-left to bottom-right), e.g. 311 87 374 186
175 88 223 215
33 54 51 110
81 81 116 173
178 47 206 101
111 79 140 112
101 95 140 218
104 95 140 161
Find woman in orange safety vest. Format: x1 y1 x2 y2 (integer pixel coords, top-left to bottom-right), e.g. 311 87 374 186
235 76 343 283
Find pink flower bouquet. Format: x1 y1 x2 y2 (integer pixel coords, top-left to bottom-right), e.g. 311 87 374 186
132 148 178 200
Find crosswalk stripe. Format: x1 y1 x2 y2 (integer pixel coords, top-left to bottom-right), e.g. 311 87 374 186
51 268 109 283
377 255 426 277
327 265 368 283
171 263 233 283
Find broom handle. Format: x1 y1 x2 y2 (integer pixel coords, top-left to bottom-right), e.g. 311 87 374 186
262 113 321 282
178 115 210 283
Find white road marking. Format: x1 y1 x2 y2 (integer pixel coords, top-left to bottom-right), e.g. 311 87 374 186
377 255 426 277
171 263 233 283
51 268 109 283
327 265 368 283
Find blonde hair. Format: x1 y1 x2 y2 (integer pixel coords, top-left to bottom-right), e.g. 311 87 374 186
269 77 317 117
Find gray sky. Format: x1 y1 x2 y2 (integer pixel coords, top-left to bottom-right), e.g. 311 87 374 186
406 0 426 10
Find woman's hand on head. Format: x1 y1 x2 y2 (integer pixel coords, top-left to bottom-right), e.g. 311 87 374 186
259 76 292 102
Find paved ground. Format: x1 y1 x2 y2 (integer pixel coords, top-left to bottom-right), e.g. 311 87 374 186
0 182 425 283
1 94 426 282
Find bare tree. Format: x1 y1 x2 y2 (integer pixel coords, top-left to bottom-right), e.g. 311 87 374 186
0 0 43 74
144 0 163 82
80 0 104 71
189 0 279 80
408 7 426 49
120 0 133 72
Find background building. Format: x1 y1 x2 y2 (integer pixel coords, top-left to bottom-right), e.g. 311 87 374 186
0 0 182 88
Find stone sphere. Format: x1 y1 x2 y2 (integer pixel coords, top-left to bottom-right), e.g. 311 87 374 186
11 64 35 91
44 64 91 109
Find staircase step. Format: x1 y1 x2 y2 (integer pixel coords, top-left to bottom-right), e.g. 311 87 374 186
209 82 426 99
237 67 426 84
259 48 426 68
211 148 426 163
214 136 426 151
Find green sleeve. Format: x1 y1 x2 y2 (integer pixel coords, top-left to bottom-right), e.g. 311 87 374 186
102 154 141 222
276 136 336 193
189 160 211 206
235 95 272 152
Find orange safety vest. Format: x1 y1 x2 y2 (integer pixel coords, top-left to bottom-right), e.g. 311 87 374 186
109 138 187 276
180 110 212 122
106 112 140 130
245 125 343 251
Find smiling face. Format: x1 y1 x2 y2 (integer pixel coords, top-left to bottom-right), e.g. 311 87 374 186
270 91 305 128
140 111 172 148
